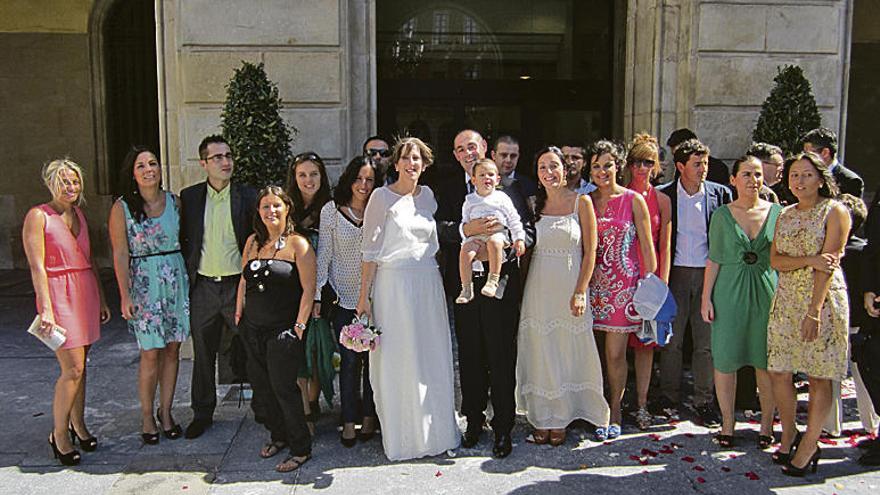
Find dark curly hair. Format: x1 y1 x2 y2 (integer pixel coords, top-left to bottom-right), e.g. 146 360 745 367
334 155 383 208
118 145 161 223
782 151 839 200
533 146 566 223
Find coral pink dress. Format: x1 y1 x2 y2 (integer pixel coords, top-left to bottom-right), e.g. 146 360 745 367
37 204 101 349
590 189 642 333
626 184 662 347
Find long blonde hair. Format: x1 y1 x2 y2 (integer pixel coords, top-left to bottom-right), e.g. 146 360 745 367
622 133 661 185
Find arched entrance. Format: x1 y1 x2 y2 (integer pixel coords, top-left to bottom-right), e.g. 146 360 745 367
90 0 160 196
376 0 624 172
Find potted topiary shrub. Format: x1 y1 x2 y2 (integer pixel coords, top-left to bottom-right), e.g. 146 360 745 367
752 65 822 156
221 61 295 189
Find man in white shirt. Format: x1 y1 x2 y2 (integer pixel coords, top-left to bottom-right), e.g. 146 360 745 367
656 139 732 426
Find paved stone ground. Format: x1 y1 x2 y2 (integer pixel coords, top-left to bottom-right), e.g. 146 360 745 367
1 272 879 494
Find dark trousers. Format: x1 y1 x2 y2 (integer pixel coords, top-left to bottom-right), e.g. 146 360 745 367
332 307 376 423
660 266 715 407
189 276 239 420
240 319 312 456
453 261 520 435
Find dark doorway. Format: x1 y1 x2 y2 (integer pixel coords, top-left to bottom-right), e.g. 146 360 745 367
845 0 880 194
376 1 620 175
103 0 160 196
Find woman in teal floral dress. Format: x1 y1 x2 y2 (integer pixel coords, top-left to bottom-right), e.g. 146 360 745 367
109 146 190 444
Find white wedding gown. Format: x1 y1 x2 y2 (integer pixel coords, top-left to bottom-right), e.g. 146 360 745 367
362 186 460 461
516 203 610 429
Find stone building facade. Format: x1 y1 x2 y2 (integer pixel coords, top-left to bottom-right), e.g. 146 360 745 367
0 0 867 268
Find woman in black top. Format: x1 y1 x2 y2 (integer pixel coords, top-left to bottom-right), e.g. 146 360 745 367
235 186 316 473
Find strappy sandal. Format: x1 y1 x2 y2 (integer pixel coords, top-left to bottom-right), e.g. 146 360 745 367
714 434 735 448
528 429 550 444
549 429 567 446
276 454 311 473
260 441 287 459
757 434 774 450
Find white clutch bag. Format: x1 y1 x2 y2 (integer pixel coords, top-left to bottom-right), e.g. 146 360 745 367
27 315 67 351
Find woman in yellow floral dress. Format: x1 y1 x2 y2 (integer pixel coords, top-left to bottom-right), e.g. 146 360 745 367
767 152 851 477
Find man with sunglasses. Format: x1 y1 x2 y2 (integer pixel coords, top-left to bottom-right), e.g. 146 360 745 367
363 136 395 185
180 134 256 439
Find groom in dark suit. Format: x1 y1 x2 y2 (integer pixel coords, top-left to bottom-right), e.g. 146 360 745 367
656 138 731 426
180 134 256 438
433 129 535 458
801 127 864 199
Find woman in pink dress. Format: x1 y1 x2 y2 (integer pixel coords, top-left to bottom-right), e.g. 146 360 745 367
588 140 657 440
623 134 672 430
22 159 110 466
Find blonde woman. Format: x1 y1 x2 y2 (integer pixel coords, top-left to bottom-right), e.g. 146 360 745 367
22 159 110 465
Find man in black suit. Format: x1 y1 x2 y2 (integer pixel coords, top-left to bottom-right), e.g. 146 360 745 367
180 135 256 439
491 135 537 199
802 127 864 199
434 129 535 458
656 138 732 426
667 128 729 185
857 187 880 464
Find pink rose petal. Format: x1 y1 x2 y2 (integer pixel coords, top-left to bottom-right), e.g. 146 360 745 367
745 471 760 480
435 471 442 477
641 448 659 457
681 456 695 463
693 465 705 472
629 455 642 461
696 477 706 483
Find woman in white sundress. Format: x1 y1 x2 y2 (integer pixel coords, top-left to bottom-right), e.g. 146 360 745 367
516 146 610 447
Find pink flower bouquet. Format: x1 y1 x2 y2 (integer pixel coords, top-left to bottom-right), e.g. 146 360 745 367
339 315 382 352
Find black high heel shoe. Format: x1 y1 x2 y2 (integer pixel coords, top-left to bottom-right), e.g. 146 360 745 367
68 424 98 452
157 408 182 440
49 433 81 466
782 445 821 477
142 416 160 445
772 430 803 465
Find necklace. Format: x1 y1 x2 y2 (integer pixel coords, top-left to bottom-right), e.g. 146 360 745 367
250 235 285 292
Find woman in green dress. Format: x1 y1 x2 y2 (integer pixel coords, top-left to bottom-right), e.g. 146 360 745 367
701 156 781 448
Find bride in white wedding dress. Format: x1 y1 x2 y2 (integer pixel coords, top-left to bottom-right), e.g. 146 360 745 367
356 137 460 461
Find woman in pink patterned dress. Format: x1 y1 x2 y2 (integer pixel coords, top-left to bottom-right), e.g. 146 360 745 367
588 140 657 440
623 134 672 430
22 159 110 465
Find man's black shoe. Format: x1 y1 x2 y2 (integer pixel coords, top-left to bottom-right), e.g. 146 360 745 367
695 404 721 428
184 418 213 439
493 432 512 458
462 425 482 448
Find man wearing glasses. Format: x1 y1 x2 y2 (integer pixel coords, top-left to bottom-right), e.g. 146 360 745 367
363 136 395 184
180 135 256 439
561 144 596 194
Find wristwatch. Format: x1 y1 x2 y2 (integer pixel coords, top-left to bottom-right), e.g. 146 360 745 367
294 322 307 331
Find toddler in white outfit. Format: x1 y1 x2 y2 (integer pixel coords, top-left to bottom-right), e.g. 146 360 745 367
457 159 525 303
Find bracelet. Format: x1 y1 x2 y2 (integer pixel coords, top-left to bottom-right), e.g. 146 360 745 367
294 322 307 331
805 313 820 323
573 293 587 304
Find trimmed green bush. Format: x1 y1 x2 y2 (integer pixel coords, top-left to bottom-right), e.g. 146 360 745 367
221 61 295 188
752 65 822 156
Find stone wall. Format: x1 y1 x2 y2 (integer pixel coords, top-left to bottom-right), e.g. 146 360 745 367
0 0 105 268
159 0 375 192
625 0 853 167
